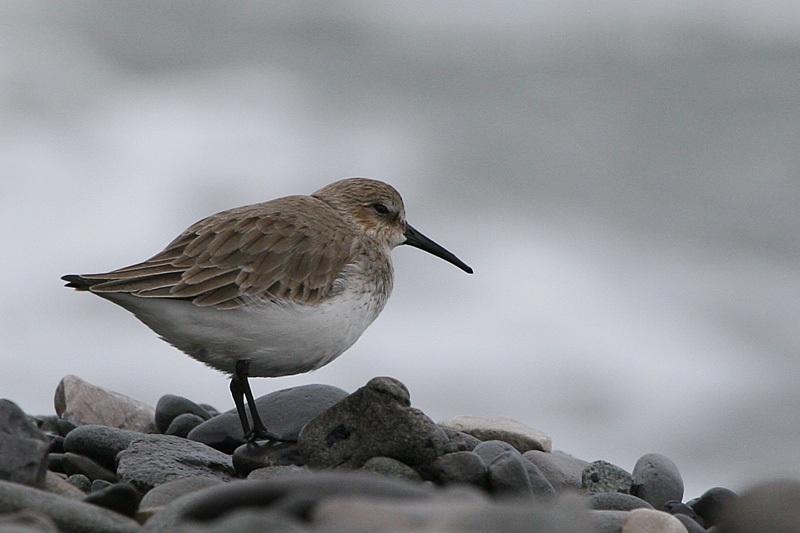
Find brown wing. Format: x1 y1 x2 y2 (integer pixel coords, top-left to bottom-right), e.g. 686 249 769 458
82 195 358 308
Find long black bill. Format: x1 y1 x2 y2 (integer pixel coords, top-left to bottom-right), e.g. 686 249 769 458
403 224 473 274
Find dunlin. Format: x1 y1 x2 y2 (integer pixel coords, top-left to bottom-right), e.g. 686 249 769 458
63 178 472 441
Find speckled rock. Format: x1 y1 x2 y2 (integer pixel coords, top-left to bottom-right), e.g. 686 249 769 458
247 465 310 481
582 460 634 494
298 377 447 476
0 400 50 488
439 415 552 453
54 375 157 433
116 434 236 493
440 428 481 453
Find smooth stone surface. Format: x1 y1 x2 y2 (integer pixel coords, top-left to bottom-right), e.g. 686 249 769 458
361 456 423 483
582 460 635 494
475 441 555 497
140 472 434 532
231 441 303 476
632 453 684 509
441 428 482 453
82 483 140 517
622 508 689 532
718 479 800 533
62 453 117 483
164 413 205 438
675 513 707 533
91 480 113 493
589 491 654 511
524 450 589 491
138 476 225 510
663 501 701 524
688 486 737 528
188 384 348 453
592 510 632 533
0 399 50 488
439 415 552 453
0 479 140 533
154 394 212 434
313 492 594 532
174 507 307 532
298 377 448 475
0 510 59 533
432 451 487 488
116 434 236 493
63 425 145 472
54 375 158 433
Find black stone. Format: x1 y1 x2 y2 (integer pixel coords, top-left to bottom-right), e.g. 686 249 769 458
0 399 50 488
155 395 213 434
62 452 118 483
48 453 65 474
688 486 738 528
188 384 349 453
83 483 141 517
232 441 304 476
165 413 205 438
63 425 145 472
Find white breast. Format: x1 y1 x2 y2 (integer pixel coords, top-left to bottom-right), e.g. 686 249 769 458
100 283 389 377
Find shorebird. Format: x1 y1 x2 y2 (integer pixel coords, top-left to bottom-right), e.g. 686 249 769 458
63 178 472 441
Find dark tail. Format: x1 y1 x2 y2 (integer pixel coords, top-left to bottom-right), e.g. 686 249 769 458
62 274 97 291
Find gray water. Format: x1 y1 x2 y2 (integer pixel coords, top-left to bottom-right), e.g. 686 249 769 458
2 2 800 499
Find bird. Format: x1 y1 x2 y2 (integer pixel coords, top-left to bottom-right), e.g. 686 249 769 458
62 177 473 442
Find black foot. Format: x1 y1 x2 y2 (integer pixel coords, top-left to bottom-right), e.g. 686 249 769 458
230 360 289 443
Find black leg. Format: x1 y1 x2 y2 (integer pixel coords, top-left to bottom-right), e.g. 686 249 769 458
232 359 280 442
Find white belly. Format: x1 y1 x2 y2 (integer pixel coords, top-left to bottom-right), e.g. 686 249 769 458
101 286 387 377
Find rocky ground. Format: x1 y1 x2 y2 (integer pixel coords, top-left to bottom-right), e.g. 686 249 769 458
0 374 797 532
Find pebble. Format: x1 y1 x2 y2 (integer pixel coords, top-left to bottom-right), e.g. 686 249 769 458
164 413 206 438
431 450 488 488
247 465 310 481
187 384 348 453
0 399 50 488
474 440 554 498
65 474 91 493
582 460 635 494
54 375 158 433
297 377 448 477
688 486 738 528
0 479 140 533
63 425 145 472
441 428 482 453
116 434 236 494
588 492 654 511
231 440 304 476
439 414 552 453
718 478 800 532
43 471 87 500
632 453 685 509
523 449 589 491
662 500 702 525
61 452 117 483
361 456 424 483
622 508 689 532
154 394 213 433
82 482 140 517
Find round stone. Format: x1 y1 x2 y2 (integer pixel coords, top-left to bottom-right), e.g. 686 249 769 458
631 453 684 509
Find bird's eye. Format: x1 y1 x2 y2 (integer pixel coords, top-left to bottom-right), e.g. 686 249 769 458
372 203 390 215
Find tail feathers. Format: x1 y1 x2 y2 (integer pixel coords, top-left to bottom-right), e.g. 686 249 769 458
62 274 101 291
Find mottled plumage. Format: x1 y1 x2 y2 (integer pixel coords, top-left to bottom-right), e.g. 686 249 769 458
63 177 472 441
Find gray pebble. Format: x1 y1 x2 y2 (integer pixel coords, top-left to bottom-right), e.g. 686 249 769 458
524 450 589 491
361 456 423 483
0 400 50 489
631 453 684 509
63 425 145 472
155 394 212 434
165 413 205 438
432 451 487 488
588 491 654 511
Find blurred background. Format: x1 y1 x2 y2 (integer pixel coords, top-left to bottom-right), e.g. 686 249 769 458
2 1 800 499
